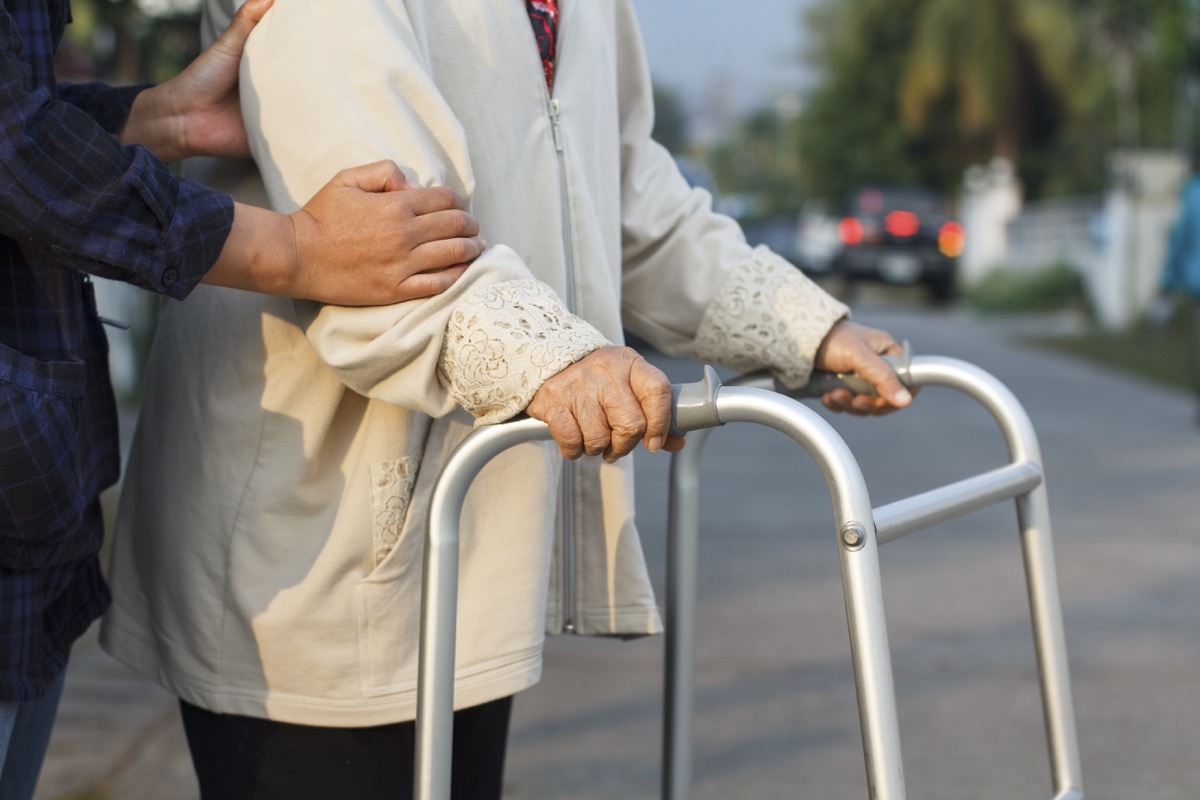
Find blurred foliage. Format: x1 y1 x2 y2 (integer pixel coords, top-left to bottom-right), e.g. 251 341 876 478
708 104 806 216
963 263 1089 314
793 0 1200 204
652 84 690 154
57 0 201 85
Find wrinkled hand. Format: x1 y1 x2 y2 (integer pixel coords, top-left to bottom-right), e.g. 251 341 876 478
526 347 687 462
813 320 914 416
287 161 484 304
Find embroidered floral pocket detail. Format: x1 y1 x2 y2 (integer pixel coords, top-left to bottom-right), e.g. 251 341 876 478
368 458 419 568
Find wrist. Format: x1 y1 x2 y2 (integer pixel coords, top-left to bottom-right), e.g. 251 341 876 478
119 84 187 163
203 203 301 297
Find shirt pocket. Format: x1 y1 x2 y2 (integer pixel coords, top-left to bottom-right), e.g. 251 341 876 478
0 341 87 544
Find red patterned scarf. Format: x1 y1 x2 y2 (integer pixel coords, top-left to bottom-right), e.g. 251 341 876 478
526 0 560 90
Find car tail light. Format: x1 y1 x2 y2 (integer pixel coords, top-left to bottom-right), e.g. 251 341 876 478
837 217 864 245
938 221 965 257
885 210 920 238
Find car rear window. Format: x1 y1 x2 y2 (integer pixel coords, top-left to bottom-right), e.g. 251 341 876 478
852 188 941 217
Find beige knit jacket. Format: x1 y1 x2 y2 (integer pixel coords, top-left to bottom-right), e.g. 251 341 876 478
100 0 849 727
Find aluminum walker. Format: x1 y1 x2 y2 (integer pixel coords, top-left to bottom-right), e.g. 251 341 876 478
414 352 1084 800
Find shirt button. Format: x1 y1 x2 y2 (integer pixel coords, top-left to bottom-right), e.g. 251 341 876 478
162 268 178 287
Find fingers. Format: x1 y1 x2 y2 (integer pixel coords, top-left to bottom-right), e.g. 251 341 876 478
406 236 486 273
232 0 275 24
400 186 468 216
334 164 472 214
333 160 412 194
850 347 912 409
405 206 480 243
212 0 275 58
525 347 682 463
815 320 913 415
391 265 469 302
629 356 674 453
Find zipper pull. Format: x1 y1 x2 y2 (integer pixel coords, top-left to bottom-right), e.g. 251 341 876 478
549 99 565 153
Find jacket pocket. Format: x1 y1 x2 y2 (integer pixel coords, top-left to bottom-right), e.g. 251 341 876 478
357 455 424 695
0 340 87 543
357 580 421 697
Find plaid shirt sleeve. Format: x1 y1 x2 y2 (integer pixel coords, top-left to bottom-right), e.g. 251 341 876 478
0 10 234 300
57 81 149 134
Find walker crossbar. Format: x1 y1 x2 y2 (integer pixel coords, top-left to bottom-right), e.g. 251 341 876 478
663 356 1083 800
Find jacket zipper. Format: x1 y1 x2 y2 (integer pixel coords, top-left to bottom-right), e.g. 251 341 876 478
548 96 578 633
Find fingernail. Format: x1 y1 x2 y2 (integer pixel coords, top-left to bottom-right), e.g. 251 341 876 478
894 389 913 405
647 436 663 452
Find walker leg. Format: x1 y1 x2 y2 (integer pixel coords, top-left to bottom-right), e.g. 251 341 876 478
838 521 907 800
662 429 714 800
1017 486 1084 797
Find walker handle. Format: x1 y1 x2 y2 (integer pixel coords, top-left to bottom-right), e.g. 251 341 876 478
666 343 912 436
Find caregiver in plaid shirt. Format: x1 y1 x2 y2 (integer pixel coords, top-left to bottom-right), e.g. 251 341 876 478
0 0 484 794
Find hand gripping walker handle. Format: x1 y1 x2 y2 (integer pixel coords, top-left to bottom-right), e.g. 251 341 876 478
792 340 914 399
666 342 915 436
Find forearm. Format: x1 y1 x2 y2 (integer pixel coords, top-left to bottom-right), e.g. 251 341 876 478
201 202 296 295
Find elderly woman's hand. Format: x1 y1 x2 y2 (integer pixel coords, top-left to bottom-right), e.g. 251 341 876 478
814 320 914 416
526 346 687 462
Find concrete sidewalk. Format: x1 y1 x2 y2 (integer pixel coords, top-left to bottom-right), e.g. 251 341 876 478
35 303 1200 798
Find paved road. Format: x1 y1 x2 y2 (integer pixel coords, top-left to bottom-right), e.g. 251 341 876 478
36 302 1200 799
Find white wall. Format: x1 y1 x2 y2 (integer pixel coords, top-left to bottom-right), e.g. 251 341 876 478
960 150 1188 329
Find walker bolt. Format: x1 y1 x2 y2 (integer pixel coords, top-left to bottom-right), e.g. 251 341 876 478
841 523 867 551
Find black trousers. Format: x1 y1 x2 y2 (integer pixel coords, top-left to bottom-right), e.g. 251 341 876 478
180 696 512 800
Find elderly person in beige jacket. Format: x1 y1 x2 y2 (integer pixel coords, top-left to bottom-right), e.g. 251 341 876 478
101 1 913 797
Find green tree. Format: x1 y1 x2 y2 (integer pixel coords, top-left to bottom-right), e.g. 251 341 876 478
796 0 1191 201
707 103 806 217
897 0 1082 163
1078 0 1192 152
798 0 962 202
652 83 690 154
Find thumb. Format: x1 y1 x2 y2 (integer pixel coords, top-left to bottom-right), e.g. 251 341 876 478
210 0 275 60
333 160 412 194
856 349 912 407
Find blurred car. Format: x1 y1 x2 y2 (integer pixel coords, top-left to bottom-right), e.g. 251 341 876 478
795 201 841 275
739 213 804 267
830 186 963 303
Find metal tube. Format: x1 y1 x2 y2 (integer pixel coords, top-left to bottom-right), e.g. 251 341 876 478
416 418 552 800
662 357 1082 799
904 359 1083 797
663 426 716 800
420 357 1083 800
712 388 907 800
874 462 1043 544
1019 485 1085 797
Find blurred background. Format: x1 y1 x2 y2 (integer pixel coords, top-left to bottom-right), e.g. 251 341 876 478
64 0 1200 399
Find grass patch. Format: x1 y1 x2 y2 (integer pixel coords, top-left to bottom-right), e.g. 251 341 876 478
967 264 1194 394
964 263 1088 315
1026 308 1193 393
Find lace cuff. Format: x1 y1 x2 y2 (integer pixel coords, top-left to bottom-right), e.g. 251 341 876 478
439 280 611 425
693 248 850 388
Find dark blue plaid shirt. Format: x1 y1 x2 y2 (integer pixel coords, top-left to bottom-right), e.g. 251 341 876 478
0 0 235 702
